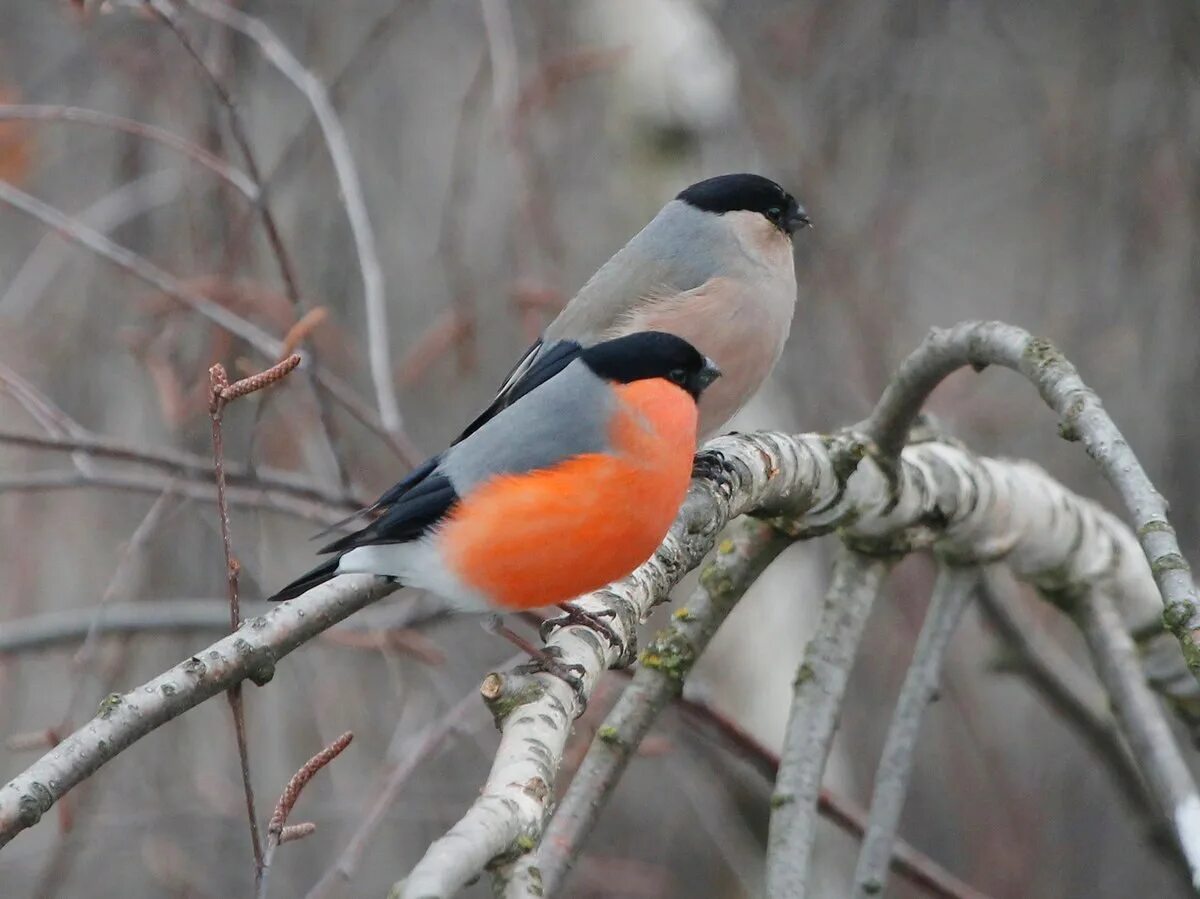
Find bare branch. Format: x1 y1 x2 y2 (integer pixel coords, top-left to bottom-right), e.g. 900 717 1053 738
1 427 1192 864
0 428 364 512
146 3 350 488
0 468 346 526
180 0 404 438
976 571 1154 818
765 548 889 899
209 358 304 877
852 565 978 897
0 169 180 316
0 178 283 355
861 320 1200 684
1077 591 1200 890
0 104 258 198
0 573 397 847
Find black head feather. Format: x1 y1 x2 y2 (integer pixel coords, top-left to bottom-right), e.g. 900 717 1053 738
677 173 810 234
581 332 721 401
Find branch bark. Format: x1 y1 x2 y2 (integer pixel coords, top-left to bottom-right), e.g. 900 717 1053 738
0 573 396 847
851 565 978 897
1077 591 1200 890
765 548 889 899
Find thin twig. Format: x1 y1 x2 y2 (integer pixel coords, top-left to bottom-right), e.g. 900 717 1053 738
0 104 258 198
522 518 789 897
257 732 354 899
0 469 347 526
765 547 890 899
207 355 301 881
0 178 282 354
975 572 1155 819
1076 591 1200 890
0 428 364 511
181 0 404 438
0 169 180 316
852 565 979 897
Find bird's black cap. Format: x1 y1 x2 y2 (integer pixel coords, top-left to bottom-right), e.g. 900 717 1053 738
582 331 721 401
677 173 810 234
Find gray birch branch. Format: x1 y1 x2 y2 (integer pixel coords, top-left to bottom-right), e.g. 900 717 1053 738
851 565 979 897
765 548 889 899
1 429 1192 880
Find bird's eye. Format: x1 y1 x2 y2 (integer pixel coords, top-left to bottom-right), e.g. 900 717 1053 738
767 206 783 220
668 368 688 385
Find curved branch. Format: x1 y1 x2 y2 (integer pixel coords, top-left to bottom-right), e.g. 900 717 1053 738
765 548 889 899
861 320 1200 682
852 565 978 897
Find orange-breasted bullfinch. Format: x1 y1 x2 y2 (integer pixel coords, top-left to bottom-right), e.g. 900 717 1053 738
268 332 721 611
466 173 809 442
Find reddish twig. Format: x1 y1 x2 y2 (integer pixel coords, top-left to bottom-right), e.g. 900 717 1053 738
259 732 354 899
677 696 996 899
207 354 301 884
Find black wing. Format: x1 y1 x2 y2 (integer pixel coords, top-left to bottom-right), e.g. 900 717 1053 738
318 458 458 554
310 456 439 542
451 339 582 444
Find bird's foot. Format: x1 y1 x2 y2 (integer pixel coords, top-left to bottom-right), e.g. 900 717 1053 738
483 615 588 709
692 448 737 483
550 602 622 649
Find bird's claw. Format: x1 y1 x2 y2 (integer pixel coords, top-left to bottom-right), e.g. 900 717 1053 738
546 602 623 650
692 448 736 483
517 645 589 710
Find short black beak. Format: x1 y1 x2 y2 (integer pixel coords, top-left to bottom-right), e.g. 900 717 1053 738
786 204 812 234
698 358 722 391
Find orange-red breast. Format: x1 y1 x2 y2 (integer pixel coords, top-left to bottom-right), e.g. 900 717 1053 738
268 332 721 610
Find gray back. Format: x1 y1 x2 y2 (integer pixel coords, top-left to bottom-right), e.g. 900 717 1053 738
439 359 615 494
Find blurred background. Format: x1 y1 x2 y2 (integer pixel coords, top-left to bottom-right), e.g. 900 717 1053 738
1 1 1198 896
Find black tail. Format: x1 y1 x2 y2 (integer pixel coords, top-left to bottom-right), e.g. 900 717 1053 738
268 557 340 602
